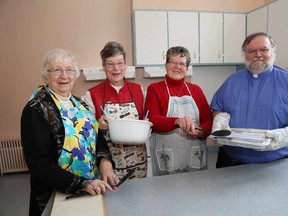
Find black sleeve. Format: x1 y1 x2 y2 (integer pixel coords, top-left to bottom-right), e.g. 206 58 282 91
96 129 115 168
21 104 85 194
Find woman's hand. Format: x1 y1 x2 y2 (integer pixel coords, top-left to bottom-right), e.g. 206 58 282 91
174 116 195 134
98 115 110 131
186 129 204 139
174 116 204 139
84 179 114 195
99 158 119 187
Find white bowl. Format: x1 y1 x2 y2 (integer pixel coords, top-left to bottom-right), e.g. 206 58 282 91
108 119 153 144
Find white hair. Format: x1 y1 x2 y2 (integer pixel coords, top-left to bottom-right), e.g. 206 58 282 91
41 48 80 79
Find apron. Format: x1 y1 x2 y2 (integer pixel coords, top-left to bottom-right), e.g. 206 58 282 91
149 82 207 176
50 91 99 179
102 84 147 179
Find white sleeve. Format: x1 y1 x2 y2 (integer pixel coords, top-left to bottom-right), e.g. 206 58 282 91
141 86 146 100
83 91 96 116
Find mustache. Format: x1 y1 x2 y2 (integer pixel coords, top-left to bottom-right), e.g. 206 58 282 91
252 57 264 62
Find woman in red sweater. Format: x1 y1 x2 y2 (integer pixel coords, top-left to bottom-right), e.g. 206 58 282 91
144 46 213 176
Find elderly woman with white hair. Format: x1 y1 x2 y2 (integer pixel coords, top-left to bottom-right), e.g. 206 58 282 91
21 48 119 216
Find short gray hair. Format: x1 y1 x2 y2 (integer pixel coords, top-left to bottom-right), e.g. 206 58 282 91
100 41 127 63
165 46 191 67
242 32 276 52
42 48 80 79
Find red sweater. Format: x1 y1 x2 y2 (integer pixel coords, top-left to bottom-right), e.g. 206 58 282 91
144 75 212 133
89 79 144 120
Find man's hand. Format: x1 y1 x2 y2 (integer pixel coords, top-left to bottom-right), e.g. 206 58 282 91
264 127 288 151
212 112 231 133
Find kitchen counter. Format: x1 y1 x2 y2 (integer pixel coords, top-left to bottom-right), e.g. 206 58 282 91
105 159 288 216
45 159 288 216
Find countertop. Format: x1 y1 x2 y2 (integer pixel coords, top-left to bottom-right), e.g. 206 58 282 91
44 159 288 216
104 159 288 216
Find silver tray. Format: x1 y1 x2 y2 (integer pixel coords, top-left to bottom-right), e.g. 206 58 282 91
209 128 272 149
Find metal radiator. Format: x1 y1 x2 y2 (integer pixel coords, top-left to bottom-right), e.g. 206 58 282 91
0 139 29 176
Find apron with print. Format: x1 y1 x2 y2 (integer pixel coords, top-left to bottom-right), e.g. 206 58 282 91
149 82 207 176
103 101 147 179
49 92 99 179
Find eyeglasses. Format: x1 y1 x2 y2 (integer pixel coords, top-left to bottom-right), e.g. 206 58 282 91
47 68 76 76
169 61 187 68
104 60 125 68
245 48 271 55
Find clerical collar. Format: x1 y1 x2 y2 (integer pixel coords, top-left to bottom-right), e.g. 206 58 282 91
249 65 274 79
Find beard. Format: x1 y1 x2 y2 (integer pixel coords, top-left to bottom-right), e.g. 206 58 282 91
245 54 275 74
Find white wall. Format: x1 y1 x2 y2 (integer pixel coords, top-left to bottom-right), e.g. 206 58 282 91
191 66 236 104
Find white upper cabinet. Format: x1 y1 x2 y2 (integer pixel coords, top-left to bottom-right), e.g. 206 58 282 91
168 11 199 64
133 11 168 66
133 10 199 66
199 12 223 63
223 13 246 63
268 0 288 69
247 6 268 35
133 10 246 66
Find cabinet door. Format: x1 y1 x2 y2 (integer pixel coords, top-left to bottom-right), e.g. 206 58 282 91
223 13 246 63
199 12 223 63
133 11 168 66
268 0 288 69
247 6 268 35
168 11 199 64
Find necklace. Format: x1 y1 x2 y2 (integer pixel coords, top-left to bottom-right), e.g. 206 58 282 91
165 80 187 97
171 82 185 97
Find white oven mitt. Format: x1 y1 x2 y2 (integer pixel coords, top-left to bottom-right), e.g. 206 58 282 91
212 112 231 133
262 127 288 151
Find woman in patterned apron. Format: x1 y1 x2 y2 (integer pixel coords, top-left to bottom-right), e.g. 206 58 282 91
21 49 117 216
144 46 213 176
84 41 147 179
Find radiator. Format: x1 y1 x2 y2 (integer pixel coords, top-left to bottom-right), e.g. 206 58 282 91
0 139 29 176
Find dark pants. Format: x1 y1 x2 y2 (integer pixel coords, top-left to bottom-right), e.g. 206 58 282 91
216 147 245 168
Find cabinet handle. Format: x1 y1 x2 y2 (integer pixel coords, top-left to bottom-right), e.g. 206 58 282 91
218 51 222 59
162 51 165 59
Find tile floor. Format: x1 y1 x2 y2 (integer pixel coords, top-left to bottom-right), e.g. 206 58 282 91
0 147 218 216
